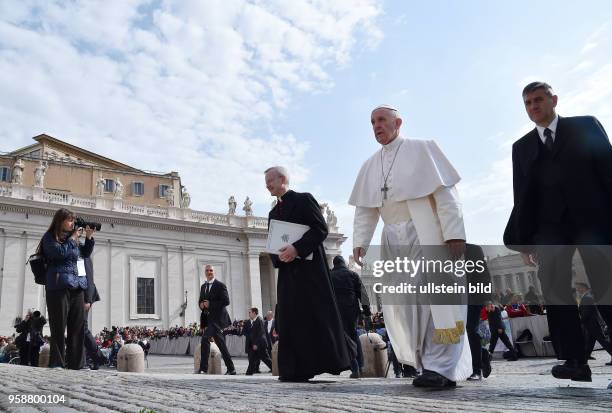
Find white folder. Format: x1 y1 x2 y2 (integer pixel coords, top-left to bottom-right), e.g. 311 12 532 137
266 219 313 260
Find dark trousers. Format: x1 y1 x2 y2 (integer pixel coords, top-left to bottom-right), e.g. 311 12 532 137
200 325 235 372
81 309 102 367
584 324 612 358
246 346 272 374
535 229 612 363
46 288 85 369
18 340 40 366
356 331 364 370
488 328 516 355
467 305 483 374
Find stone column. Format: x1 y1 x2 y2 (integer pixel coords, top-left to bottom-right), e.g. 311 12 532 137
182 247 199 326
247 252 263 311
22 234 41 315
0 230 26 332
166 246 183 327
229 252 247 320
109 240 126 326
162 246 170 329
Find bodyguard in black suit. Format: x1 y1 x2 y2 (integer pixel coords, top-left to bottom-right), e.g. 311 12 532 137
82 256 106 369
245 308 272 375
464 244 493 381
263 311 276 352
504 81 612 382
575 283 612 364
330 255 367 379
198 265 235 374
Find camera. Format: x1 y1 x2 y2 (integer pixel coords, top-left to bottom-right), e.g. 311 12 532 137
75 217 102 231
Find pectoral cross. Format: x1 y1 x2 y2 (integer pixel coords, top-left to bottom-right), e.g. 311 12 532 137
381 184 390 200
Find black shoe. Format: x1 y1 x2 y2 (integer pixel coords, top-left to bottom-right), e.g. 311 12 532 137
551 360 592 382
606 360 612 366
245 372 253 376
482 350 492 378
349 371 360 379
279 376 310 382
225 370 236 375
412 370 456 388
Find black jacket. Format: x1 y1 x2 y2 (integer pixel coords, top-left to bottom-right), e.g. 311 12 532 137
504 116 612 250
15 316 46 348
244 316 267 352
330 263 362 318
263 318 276 347
465 244 492 305
487 306 505 331
199 279 231 330
84 256 100 304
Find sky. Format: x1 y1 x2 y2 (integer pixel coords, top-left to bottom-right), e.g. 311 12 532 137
1 1 611 258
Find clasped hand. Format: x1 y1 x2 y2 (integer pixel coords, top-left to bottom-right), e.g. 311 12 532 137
278 245 298 263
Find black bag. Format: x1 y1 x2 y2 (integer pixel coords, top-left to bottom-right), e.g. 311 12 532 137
27 238 47 285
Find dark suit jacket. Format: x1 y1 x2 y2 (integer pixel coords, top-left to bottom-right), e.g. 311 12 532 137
199 279 231 330
83 256 100 304
465 244 492 305
504 116 612 250
263 318 276 347
244 317 267 352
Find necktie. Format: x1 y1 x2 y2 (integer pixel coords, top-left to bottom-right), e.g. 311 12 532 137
204 283 210 295
544 128 553 151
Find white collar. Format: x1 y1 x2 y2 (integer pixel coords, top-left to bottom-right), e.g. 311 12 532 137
535 115 559 140
381 135 403 152
205 278 215 284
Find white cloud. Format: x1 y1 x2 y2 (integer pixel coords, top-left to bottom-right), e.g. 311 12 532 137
0 0 382 214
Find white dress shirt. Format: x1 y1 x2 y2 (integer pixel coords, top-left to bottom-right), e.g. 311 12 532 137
536 115 559 144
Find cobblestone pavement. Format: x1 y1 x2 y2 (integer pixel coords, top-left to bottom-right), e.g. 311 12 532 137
1 351 612 412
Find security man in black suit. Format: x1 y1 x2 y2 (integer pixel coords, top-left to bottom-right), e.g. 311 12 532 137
504 81 612 382
575 282 612 364
465 244 493 381
198 265 235 375
245 307 272 375
82 255 106 370
263 310 276 353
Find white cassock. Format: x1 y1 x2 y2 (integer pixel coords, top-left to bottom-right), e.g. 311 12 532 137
349 136 472 382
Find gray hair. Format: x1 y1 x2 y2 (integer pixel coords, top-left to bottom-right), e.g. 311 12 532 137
264 166 290 184
522 81 554 98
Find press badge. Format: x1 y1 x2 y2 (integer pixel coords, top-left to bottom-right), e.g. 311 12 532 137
77 258 87 277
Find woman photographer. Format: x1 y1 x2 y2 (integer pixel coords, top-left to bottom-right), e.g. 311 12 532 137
42 208 94 369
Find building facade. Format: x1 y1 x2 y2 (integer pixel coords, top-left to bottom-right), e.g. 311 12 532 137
0 135 345 335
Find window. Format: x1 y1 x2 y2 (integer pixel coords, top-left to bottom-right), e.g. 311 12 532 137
0 167 9 182
132 182 144 196
159 184 170 198
104 179 115 193
137 278 155 314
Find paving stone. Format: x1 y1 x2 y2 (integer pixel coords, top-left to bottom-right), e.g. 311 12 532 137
1 351 611 412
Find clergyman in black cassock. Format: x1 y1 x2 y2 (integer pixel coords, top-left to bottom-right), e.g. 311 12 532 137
265 166 351 382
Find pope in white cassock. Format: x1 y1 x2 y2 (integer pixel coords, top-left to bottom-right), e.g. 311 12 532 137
349 105 472 388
